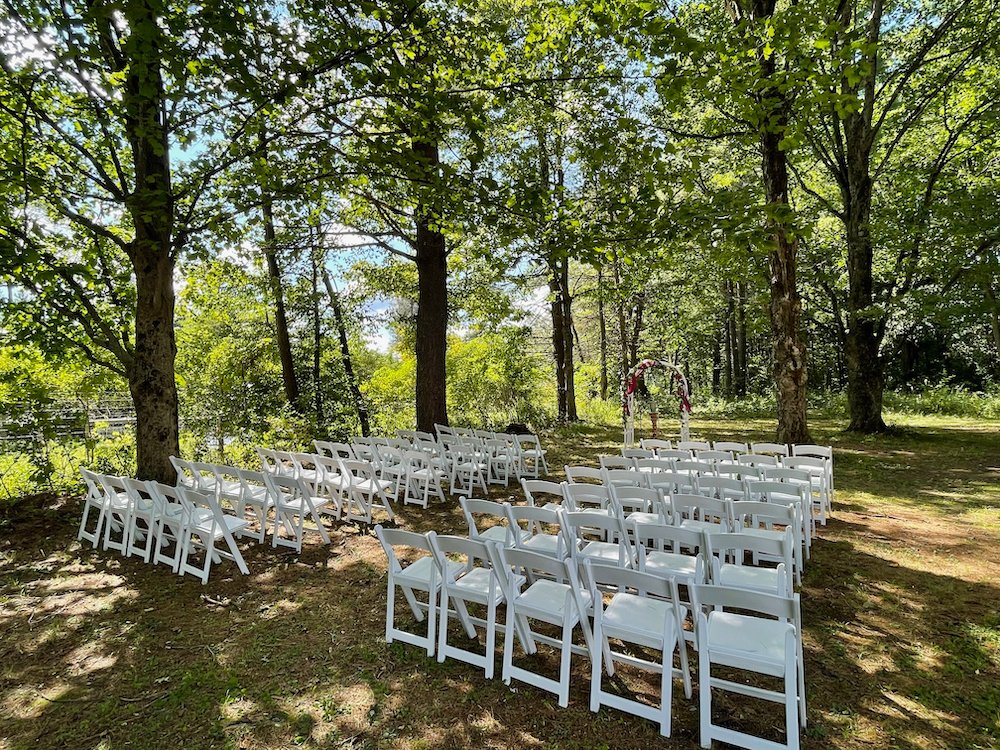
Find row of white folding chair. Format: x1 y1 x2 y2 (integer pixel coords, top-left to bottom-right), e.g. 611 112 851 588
171 456 272 542
376 523 804 746
78 469 250 583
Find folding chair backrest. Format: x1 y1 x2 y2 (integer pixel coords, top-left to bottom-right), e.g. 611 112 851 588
564 465 603 484
677 440 711 452
257 448 282 475
636 458 676 473
460 497 513 542
716 462 762 481
737 453 779 467
698 475 746 502
563 509 630 545
714 441 749 454
315 440 355 459
601 468 647 488
610 485 659 514
674 459 714 475
657 448 693 461
762 467 812 485
782 456 827 479
81 468 104 499
521 478 564 506
563 482 611 512
640 438 673 451
599 455 635 470
731 499 796 528
692 583 799 623
263 472 306 501
431 533 493 570
673 493 731 526
633 521 704 555
502 546 576 587
621 448 654 460
647 470 699 496
170 456 199 487
751 442 789 457
703 531 793 580
792 444 832 459
375 526 434 573
695 449 733 463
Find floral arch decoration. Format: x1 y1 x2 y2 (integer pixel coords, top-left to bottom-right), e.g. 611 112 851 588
622 359 691 446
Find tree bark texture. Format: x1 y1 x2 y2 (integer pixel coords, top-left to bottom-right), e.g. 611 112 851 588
262 193 301 411
559 255 578 421
598 265 609 400
412 139 449 432
548 262 568 420
121 0 180 483
322 268 371 436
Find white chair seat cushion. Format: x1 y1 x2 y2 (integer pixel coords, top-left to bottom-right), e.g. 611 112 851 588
217 480 242 497
680 519 726 534
522 449 547 457
278 496 329 512
740 527 791 543
521 534 561 556
627 511 661 527
707 611 795 676
397 557 463 589
353 478 393 494
190 514 249 538
717 565 784 595
602 592 675 649
516 579 591 623
644 550 699 580
452 567 523 605
478 526 529 545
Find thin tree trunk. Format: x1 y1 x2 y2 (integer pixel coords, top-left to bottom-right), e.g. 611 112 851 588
311 249 323 423
987 282 1000 368
613 259 630 376
412 138 449 432
735 281 748 396
723 282 734 396
628 292 646 367
549 267 568 420
322 268 371 436
262 192 300 410
560 256 578 421
598 265 609 400
712 330 722 395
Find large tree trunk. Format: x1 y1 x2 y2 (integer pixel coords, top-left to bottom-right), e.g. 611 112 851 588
262 193 300 410
842 127 888 432
745 0 810 442
121 0 179 483
413 139 449 432
322 268 371 436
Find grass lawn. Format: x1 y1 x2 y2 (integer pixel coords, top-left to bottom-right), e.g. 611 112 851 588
1 414 998 750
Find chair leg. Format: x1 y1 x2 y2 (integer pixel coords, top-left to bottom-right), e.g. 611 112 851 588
660 645 672 737
485 597 497 680
590 616 603 713
437 590 450 663
699 648 712 749
385 577 396 643
425 586 437 657
558 618 573 708
502 603 516 685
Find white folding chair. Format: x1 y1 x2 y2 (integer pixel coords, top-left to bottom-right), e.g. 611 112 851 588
601 468 649 489
562 509 635 569
499 547 595 707
751 441 790 457
599 454 635 470
611 485 671 534
516 434 549 477
694 585 806 750
585 561 692 737
484 437 516 485
622 448 654 460
564 465 604 484
146 481 195 572
520 478 564 509
314 440 355 460
698 475 748 504
705 528 794 597
448 444 489 497
430 534 528 678
176 486 250 584
738 453 780 469
562 482 613 518
234 468 273 542
264 473 331 552
673 494 733 536
647 469 700 496
714 441 749 455
97 474 131 555
376 526 461 656
506 504 569 560
677 440 711 452
122 478 158 562
783 456 831 525
461 497 526 546
340 459 396 525
404 449 447 507
77 469 116 548
640 438 673 452
747 481 811 570
791 444 833 505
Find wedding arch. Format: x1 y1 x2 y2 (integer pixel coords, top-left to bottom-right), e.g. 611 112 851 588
622 359 691 446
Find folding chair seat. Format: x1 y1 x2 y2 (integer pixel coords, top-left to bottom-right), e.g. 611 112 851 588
404 449 448 507
747 481 811 570
520 478 564 510
677 440 711 452
640 438 673 452
505 504 568 560
77 469 117 548
782 456 831 525
705 529 794 597
693 585 806 750
599 455 635 470
634 522 706 588
499 547 595 707
562 509 635 569
376 527 461 656
563 482 614 518
751 441 790 457
673 494 733 536
263 473 331 552
176 487 250 584
714 441 749 455
585 562 692 736
564 465 604 484
601 468 648 489
622 448 654 460
461 497 527 546
516 434 549 478
340 459 396 524
97 474 132 555
430 534 529 678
